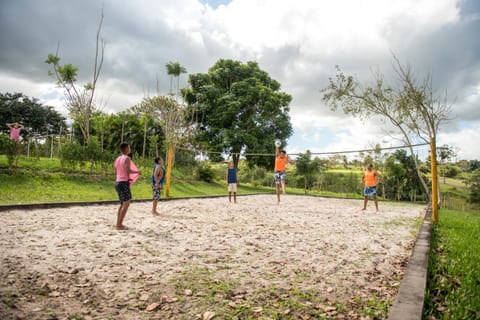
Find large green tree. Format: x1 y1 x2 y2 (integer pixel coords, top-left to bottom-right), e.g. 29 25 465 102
0 92 66 138
186 59 293 168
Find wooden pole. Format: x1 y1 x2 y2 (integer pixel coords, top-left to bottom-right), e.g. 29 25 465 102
165 143 174 197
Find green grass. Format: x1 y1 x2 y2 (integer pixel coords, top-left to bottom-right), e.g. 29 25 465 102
423 209 480 320
0 155 274 205
442 177 467 189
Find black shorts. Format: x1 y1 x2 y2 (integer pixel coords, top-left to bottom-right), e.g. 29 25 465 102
115 181 132 203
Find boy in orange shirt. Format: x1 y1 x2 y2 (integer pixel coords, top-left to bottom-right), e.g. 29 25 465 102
274 145 294 204
361 163 381 211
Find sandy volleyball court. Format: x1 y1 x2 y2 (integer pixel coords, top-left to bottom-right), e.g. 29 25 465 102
0 195 425 319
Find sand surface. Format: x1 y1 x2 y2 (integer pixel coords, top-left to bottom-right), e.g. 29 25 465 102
0 195 425 319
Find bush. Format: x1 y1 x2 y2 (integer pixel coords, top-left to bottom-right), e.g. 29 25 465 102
444 164 460 178
468 169 480 205
0 134 20 167
197 163 215 183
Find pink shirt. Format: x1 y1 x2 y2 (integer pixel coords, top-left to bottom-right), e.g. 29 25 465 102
114 155 129 182
10 127 21 141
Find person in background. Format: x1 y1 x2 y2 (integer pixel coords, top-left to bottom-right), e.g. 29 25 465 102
151 156 166 215
6 122 24 141
274 145 294 205
361 163 381 212
226 161 239 203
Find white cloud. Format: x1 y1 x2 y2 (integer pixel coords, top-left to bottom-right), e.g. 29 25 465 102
439 123 480 160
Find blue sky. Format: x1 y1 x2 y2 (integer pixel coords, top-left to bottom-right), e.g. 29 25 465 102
201 0 232 9
1 0 479 160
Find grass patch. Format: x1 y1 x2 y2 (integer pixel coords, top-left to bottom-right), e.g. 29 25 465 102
423 209 480 319
0 155 274 205
166 266 394 319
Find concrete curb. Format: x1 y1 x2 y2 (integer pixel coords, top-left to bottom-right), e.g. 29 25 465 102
388 207 432 320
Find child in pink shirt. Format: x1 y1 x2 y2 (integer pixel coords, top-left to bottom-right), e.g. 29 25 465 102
113 142 141 230
7 122 24 141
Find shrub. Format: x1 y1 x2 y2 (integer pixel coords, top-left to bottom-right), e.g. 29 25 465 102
0 134 20 167
197 163 215 183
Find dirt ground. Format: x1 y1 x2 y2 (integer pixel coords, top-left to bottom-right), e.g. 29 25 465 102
0 195 426 320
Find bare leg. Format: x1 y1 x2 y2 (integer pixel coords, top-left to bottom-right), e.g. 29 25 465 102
233 192 237 203
276 184 281 204
362 197 368 210
152 199 159 215
228 192 232 203
281 181 286 195
116 201 130 229
373 196 379 211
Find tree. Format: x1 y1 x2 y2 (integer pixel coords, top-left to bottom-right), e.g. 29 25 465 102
322 56 451 222
385 149 426 202
0 92 66 138
129 103 159 159
165 61 187 97
295 150 321 194
438 144 456 183
467 169 480 205
186 59 293 168
45 9 105 145
141 96 195 197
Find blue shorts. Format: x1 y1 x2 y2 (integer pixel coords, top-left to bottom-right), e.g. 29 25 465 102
115 181 132 203
364 186 377 197
274 171 286 184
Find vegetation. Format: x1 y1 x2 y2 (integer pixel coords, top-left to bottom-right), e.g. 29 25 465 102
185 59 293 168
0 92 66 138
322 56 452 202
45 9 105 145
1 147 479 210
0 155 273 205
423 209 480 320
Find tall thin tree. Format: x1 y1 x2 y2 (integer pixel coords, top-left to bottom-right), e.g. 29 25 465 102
45 9 106 145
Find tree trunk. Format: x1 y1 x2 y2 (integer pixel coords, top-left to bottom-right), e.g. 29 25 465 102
142 117 147 159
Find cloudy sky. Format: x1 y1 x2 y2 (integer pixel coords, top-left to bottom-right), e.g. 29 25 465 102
1 0 479 160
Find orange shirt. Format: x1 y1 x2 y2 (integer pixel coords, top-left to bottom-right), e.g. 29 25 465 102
363 170 377 187
275 156 287 172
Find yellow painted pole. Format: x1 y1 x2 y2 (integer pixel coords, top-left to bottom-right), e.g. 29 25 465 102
165 143 174 197
430 137 439 223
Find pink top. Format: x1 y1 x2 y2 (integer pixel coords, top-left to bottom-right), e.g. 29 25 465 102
10 127 21 141
129 161 140 186
114 155 129 182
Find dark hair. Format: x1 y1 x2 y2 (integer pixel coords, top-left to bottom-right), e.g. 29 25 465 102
280 150 286 154
119 142 130 153
154 157 162 164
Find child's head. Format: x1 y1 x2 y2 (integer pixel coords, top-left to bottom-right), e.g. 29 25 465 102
119 142 130 155
155 157 163 164
279 150 287 158
229 161 234 168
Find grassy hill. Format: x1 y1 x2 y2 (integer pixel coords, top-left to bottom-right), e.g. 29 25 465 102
0 156 277 205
